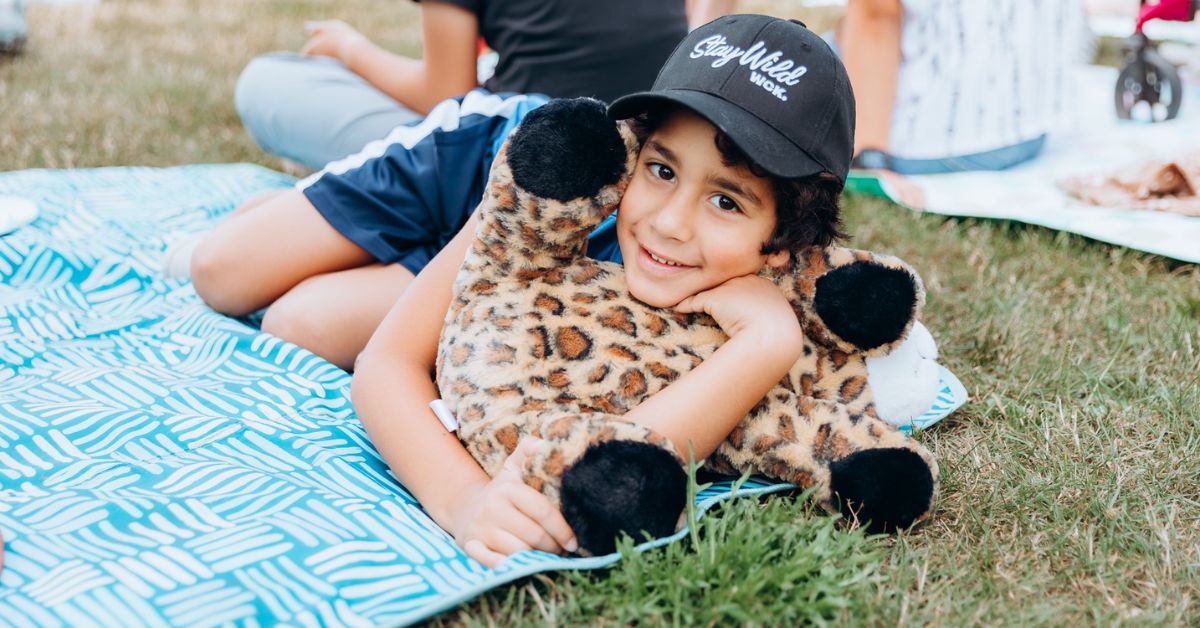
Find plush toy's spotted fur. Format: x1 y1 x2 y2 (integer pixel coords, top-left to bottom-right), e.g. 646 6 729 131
435 99 939 554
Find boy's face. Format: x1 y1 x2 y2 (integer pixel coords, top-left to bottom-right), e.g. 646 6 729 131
617 109 785 308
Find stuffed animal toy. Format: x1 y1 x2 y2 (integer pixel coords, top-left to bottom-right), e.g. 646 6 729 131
435 99 939 555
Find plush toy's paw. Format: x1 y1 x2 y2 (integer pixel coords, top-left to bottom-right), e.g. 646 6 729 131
520 415 686 555
560 440 687 555
507 98 627 201
813 261 920 351
828 448 934 533
866 321 941 425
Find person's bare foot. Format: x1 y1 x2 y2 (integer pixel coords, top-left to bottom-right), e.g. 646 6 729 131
876 170 926 208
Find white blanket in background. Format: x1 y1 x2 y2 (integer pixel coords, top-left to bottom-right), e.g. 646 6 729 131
876 66 1200 264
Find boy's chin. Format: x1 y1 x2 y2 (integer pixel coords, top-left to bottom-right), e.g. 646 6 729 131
626 282 684 310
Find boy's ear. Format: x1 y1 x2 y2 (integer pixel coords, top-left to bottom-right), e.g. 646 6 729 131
765 250 791 268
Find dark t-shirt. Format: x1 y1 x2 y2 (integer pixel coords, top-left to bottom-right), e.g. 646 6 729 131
421 0 687 104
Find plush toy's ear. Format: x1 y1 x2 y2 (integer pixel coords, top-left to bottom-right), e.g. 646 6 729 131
469 98 640 276
507 99 628 203
813 259 921 352
763 246 925 356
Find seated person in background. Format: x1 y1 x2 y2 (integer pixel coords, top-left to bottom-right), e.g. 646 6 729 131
687 0 737 29
838 0 1088 178
236 0 734 170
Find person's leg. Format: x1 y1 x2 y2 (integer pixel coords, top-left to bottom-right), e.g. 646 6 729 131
190 189 376 316
234 53 423 169
888 134 1048 175
260 262 415 370
232 188 289 217
952 134 1047 171
161 190 291 279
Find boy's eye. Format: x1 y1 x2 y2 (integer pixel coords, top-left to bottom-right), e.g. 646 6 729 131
709 194 741 213
648 163 675 181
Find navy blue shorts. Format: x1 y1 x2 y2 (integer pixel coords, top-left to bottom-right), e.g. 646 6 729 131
298 90 622 276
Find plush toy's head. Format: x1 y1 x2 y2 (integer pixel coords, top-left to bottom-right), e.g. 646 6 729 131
436 99 938 555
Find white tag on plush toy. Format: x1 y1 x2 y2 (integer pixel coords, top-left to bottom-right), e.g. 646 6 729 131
429 399 459 432
866 321 940 426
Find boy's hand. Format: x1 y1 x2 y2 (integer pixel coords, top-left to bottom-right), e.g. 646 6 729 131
301 20 369 64
674 274 804 350
449 438 579 568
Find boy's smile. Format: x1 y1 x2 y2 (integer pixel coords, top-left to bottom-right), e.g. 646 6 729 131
617 109 786 308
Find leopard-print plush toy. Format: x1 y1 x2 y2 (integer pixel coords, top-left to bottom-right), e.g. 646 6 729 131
436 99 938 555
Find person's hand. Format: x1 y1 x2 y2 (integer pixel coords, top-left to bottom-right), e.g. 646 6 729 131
301 20 369 64
674 274 803 348
447 438 579 568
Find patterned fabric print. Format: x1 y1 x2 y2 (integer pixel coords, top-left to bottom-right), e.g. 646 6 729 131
0 165 794 627
0 167 455 626
436 123 702 488
437 117 940 526
0 164 969 625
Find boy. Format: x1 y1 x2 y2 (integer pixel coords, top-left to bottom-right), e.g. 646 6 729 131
349 15 857 566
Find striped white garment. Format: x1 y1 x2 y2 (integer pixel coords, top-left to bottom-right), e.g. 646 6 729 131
889 0 1088 159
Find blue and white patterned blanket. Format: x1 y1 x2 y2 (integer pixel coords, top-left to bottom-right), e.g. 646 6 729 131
0 165 965 626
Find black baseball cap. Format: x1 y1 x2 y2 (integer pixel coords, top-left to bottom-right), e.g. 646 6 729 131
608 14 856 182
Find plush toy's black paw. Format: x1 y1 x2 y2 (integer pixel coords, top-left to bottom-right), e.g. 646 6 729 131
813 262 918 350
828 448 933 533
560 440 687 555
507 98 627 202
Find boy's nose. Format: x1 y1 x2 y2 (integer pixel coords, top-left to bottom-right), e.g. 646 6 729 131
651 193 693 242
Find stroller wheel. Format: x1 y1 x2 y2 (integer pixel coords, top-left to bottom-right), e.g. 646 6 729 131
1115 48 1183 122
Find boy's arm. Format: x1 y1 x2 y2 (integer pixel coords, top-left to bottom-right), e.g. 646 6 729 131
622 273 806 461
302 1 479 115
352 211 577 567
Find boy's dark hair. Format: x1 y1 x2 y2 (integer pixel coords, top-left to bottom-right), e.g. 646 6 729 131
628 106 847 254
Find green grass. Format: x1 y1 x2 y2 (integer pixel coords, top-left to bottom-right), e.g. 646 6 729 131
5 1 1199 625
454 497 889 627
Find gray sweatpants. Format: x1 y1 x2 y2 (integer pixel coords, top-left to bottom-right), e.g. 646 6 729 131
234 53 422 170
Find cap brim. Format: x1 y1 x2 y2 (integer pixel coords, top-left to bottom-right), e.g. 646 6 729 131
608 89 827 179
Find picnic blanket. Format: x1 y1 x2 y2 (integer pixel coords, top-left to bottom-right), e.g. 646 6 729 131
0 165 966 626
848 66 1200 264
